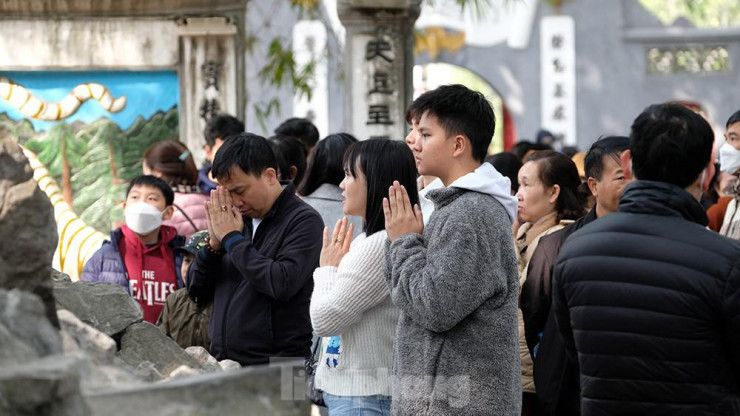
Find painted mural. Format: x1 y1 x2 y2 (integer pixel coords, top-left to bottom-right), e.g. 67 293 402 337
0 70 179 279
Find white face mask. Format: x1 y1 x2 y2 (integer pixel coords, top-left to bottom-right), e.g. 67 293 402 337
720 142 740 174
124 201 165 234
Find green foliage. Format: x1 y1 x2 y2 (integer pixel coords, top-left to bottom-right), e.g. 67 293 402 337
72 119 127 231
252 35 317 133
25 123 87 180
426 0 504 19
290 0 321 19
540 0 574 13
253 98 282 134
639 0 740 27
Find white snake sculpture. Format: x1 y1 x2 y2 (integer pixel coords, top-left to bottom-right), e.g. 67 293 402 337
0 78 127 121
22 146 107 281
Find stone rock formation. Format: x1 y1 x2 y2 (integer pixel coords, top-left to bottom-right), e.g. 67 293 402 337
57 309 117 364
51 268 72 283
54 280 143 337
0 127 59 327
0 289 62 366
218 359 242 371
85 360 309 416
0 355 91 416
117 322 202 380
0 129 309 414
186 346 222 373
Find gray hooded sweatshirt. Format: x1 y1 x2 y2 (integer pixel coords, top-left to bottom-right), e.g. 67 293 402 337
385 163 521 415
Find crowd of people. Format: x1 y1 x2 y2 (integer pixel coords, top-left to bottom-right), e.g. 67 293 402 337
78 84 740 416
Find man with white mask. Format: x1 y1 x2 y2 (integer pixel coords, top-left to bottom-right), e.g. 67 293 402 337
707 109 740 231
82 175 186 324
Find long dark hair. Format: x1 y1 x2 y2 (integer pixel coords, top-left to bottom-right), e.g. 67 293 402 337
524 150 586 221
143 140 198 187
343 138 419 236
297 133 358 196
268 135 307 185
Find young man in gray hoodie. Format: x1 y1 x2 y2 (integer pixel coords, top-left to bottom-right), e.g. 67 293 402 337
384 84 521 415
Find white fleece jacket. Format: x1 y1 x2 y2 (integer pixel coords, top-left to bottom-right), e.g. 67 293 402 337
310 230 397 397
448 162 518 222
420 162 516 224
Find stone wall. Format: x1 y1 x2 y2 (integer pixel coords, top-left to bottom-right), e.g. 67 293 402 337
86 362 309 416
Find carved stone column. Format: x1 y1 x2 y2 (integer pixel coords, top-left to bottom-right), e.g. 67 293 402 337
178 17 241 165
338 0 422 141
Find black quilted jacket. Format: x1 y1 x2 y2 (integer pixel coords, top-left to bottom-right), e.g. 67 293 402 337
553 180 740 416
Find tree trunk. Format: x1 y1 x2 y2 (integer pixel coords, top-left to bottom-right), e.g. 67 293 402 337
61 138 73 209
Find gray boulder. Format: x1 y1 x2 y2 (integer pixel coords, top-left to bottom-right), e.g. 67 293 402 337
164 365 202 381
0 354 91 416
79 364 140 393
57 309 117 364
0 127 59 328
86 360 309 416
126 360 165 383
117 322 202 381
51 268 72 282
54 280 142 337
218 359 242 371
66 354 140 394
185 346 221 373
0 288 61 366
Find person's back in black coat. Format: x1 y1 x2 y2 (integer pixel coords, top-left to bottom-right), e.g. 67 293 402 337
553 180 740 416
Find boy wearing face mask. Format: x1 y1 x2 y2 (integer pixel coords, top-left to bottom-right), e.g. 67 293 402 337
706 109 740 231
81 175 186 324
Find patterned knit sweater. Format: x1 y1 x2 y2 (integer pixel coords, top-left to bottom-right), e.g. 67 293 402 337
310 230 397 397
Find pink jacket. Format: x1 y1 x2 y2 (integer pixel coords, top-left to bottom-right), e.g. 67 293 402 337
164 192 209 239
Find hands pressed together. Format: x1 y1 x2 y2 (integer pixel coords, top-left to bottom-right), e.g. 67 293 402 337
203 181 419 259
383 181 423 241
205 186 244 251
320 217 355 267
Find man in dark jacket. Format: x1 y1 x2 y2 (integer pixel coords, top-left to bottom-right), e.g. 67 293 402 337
187 133 323 367
521 136 630 415
553 103 740 415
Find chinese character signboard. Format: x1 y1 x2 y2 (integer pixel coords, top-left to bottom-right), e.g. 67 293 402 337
365 31 397 137
540 16 576 146
349 29 404 140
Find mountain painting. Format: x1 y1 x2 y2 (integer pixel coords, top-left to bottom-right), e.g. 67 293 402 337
0 70 180 233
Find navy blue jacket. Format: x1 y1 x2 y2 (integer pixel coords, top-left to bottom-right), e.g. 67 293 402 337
197 165 218 194
553 181 740 416
187 182 323 366
80 227 185 291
